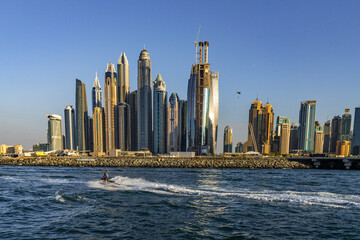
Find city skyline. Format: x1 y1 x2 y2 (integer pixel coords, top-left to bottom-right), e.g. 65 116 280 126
1 1 360 151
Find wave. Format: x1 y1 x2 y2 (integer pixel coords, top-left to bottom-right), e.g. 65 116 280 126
88 175 360 209
54 190 86 203
55 190 66 203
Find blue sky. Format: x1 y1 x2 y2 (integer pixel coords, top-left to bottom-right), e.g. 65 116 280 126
1 0 360 151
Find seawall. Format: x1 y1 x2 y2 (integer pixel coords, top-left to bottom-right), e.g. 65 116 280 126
0 156 310 169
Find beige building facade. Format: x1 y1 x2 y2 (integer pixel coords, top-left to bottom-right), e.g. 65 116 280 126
280 123 290 154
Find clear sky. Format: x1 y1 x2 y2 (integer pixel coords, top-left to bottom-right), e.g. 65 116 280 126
1 0 360 151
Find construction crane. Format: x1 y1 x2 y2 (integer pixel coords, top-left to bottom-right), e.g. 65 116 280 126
194 25 201 64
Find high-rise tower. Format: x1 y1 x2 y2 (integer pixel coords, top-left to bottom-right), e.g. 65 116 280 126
352 107 360 155
330 115 341 153
179 100 187 152
117 52 130 104
314 124 324 154
262 102 274 154
92 72 102 111
243 99 274 154
209 71 219 154
153 74 167 154
47 114 63 151
167 93 179 152
289 123 299 152
298 100 316 152
104 62 117 153
186 41 219 155
223 125 233 153
340 109 352 141
93 107 105 154
117 102 131 151
137 49 152 151
280 123 290 155
75 79 89 151
243 99 263 153
64 105 76 150
323 120 331 153
116 53 131 151
129 90 138 151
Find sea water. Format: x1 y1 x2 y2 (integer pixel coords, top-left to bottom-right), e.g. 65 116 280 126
0 166 359 239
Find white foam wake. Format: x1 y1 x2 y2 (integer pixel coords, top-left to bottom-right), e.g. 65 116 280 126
88 175 360 209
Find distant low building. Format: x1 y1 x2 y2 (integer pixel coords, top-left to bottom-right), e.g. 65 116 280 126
33 143 49 152
14 145 23 154
108 149 151 157
0 144 6 154
235 142 243 153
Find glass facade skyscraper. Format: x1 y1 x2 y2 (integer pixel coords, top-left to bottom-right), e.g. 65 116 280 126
298 100 316 152
352 107 360 155
64 105 76 150
223 125 233 153
340 109 351 141
137 49 152 151
186 41 218 155
153 74 167 154
75 79 89 151
47 114 63 151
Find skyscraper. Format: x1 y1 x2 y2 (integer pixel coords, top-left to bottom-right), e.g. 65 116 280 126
93 107 105 154
298 100 316 152
47 114 63 151
104 62 117 153
117 103 131 151
137 49 152 151
323 120 331 153
209 71 219 154
223 125 233 153
129 90 138 151
289 123 299 152
179 100 187 151
186 41 219 155
153 74 167 154
167 93 179 152
262 102 274 154
340 109 352 141
352 106 360 155
87 116 93 152
243 99 263 153
64 105 76 150
117 52 130 104
75 79 89 151
280 123 290 155
330 116 341 153
243 99 274 154
275 116 290 136
92 72 102 111
314 124 324 154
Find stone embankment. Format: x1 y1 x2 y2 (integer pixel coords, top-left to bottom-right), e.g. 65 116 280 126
0 156 310 169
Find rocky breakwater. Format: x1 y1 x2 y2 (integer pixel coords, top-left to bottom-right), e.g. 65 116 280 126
0 156 310 169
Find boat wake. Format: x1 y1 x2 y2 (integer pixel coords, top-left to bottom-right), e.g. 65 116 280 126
88 175 360 209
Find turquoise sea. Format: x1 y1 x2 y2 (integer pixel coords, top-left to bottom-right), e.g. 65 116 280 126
0 166 359 239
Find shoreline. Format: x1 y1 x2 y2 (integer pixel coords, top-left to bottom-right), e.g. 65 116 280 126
0 156 311 169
